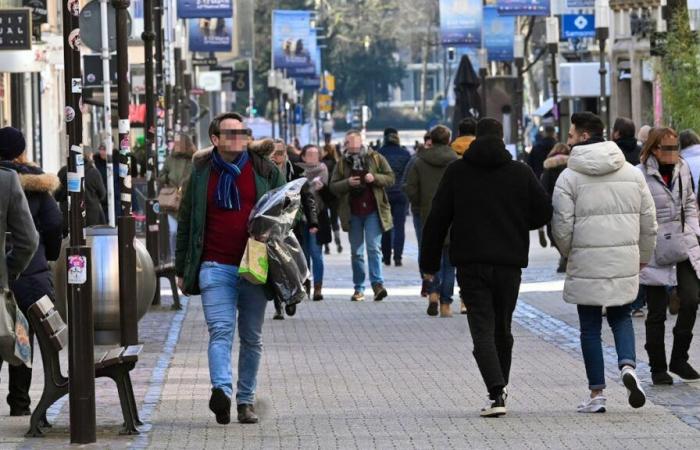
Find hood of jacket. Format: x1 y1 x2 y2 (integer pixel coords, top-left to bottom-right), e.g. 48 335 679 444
614 136 639 156
451 135 475 155
567 140 625 176
0 161 60 193
543 154 569 170
461 136 512 168
418 144 458 167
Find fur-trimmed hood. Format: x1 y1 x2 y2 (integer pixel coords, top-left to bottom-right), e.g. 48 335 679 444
0 161 60 193
192 139 275 169
543 154 569 170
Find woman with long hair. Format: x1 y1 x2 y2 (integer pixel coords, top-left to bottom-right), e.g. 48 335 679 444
639 127 700 385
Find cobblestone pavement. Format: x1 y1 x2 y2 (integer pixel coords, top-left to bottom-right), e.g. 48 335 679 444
3 228 700 449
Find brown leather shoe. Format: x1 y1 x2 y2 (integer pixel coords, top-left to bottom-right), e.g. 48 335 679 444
372 283 388 301
237 404 259 424
313 283 324 301
440 304 453 318
351 291 365 302
427 293 439 316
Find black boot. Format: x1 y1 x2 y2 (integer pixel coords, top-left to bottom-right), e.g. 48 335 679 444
670 333 700 381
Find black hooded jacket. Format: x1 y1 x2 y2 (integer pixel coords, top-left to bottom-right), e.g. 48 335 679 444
614 136 641 165
419 136 553 273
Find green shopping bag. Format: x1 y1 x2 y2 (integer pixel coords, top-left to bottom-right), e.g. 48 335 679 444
0 289 32 367
239 238 269 285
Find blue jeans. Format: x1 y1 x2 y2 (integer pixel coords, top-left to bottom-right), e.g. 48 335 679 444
630 285 646 310
302 225 324 283
381 194 408 263
430 247 455 304
349 212 384 292
199 262 268 404
577 304 636 390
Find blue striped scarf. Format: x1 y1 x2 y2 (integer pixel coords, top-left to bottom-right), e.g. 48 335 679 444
211 148 249 210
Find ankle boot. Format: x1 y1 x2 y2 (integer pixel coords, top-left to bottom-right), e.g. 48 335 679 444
313 283 323 301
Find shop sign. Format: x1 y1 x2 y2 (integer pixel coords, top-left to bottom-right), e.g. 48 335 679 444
0 9 32 51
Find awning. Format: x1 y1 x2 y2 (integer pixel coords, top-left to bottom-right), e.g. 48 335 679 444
533 98 554 117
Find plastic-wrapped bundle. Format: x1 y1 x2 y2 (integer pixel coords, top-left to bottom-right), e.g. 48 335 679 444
248 178 309 305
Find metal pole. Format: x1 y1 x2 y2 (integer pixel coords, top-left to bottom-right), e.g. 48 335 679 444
597 27 609 138
270 87 276 139
100 0 115 227
514 57 525 161
248 58 254 118
62 0 96 442
550 47 562 142
118 216 138 345
479 68 487 118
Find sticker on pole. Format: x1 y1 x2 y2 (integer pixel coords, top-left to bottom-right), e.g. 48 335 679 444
71 78 82 93
70 144 83 154
64 106 75 122
67 255 87 285
119 119 130 134
67 172 81 192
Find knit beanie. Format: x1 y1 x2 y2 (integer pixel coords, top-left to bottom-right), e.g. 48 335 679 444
0 127 26 161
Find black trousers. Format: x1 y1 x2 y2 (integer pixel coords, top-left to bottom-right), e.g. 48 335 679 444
457 264 521 398
644 260 700 373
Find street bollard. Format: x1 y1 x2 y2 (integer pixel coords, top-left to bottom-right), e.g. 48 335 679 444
118 216 139 346
147 199 161 306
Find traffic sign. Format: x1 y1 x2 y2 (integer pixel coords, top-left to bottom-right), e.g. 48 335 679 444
562 14 595 39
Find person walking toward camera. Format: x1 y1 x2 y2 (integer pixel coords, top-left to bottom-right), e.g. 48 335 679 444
330 130 394 302
553 112 657 413
176 113 284 425
638 127 700 385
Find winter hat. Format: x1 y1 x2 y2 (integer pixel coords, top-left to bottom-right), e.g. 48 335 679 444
0 127 26 161
383 127 398 137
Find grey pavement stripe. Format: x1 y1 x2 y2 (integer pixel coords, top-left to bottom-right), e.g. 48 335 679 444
128 296 190 449
515 299 700 429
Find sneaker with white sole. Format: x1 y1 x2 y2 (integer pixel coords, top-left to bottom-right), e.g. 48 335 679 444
577 395 606 413
621 366 646 409
480 389 507 417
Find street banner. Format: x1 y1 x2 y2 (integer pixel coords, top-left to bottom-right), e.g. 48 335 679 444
177 0 232 19
483 6 515 62
188 18 233 52
439 0 482 46
496 0 550 16
566 0 594 7
271 10 319 89
562 14 595 39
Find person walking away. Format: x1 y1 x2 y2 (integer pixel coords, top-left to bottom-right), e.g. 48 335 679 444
159 134 195 260
57 148 107 233
528 125 557 247
92 143 110 219
268 139 318 318
322 116 334 146
451 117 476 156
612 117 641 165
330 130 395 302
378 128 411 267
679 129 700 192
404 133 431 299
175 112 284 424
539 143 570 273
404 125 457 317
298 144 331 301
552 112 656 413
420 119 552 417
638 127 700 385
321 143 342 254
0 127 60 416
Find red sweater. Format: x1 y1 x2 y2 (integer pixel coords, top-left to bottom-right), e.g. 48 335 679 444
202 162 256 266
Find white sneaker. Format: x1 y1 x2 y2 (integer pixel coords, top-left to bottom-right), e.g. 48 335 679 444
621 366 646 409
577 395 606 413
480 389 507 417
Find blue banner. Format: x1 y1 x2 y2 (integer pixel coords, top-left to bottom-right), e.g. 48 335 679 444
178 0 233 19
496 0 550 16
483 6 515 62
562 14 595 39
439 0 482 46
272 10 319 89
566 0 594 7
188 18 233 52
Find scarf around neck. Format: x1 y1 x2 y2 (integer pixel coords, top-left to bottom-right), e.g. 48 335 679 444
211 148 250 210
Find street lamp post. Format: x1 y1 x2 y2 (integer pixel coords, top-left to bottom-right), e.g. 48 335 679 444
595 0 610 137
267 70 277 139
478 48 488 118
546 16 562 141
514 35 525 161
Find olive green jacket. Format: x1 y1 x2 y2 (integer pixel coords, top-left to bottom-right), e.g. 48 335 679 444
175 147 284 296
329 150 395 233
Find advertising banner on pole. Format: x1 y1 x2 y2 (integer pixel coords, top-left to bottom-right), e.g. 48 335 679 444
496 0 550 16
188 18 233 52
271 10 319 89
177 0 233 19
439 0 482 46
483 6 515 62
566 0 594 7
562 14 595 39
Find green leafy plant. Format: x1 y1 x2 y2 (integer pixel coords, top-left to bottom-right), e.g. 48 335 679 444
661 12 700 132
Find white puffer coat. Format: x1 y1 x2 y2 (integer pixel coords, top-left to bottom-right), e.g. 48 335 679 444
552 141 657 306
638 156 700 286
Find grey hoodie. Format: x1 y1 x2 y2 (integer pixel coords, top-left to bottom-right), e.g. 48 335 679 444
552 141 657 306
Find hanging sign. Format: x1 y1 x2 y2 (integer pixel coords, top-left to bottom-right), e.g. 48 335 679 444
439 0 482 46
483 6 515 62
177 0 232 19
496 0 550 16
0 9 32 50
188 18 233 52
562 14 596 39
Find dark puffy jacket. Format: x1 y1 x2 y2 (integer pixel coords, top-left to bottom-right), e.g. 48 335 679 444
528 136 557 179
378 143 411 197
614 136 641 166
1 161 63 311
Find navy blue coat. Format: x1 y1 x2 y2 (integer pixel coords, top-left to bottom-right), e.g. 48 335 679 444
378 143 411 198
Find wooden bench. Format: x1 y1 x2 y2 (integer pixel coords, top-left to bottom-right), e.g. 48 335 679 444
25 296 143 437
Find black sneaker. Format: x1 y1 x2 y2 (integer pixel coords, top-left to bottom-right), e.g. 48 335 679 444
480 390 507 417
273 309 284 320
394 259 402 267
651 371 674 385
9 408 30 417
285 303 297 316
237 404 259 424
209 388 231 424
669 362 700 382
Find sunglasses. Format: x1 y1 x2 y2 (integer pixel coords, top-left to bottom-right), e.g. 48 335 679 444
219 129 251 137
659 144 679 152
